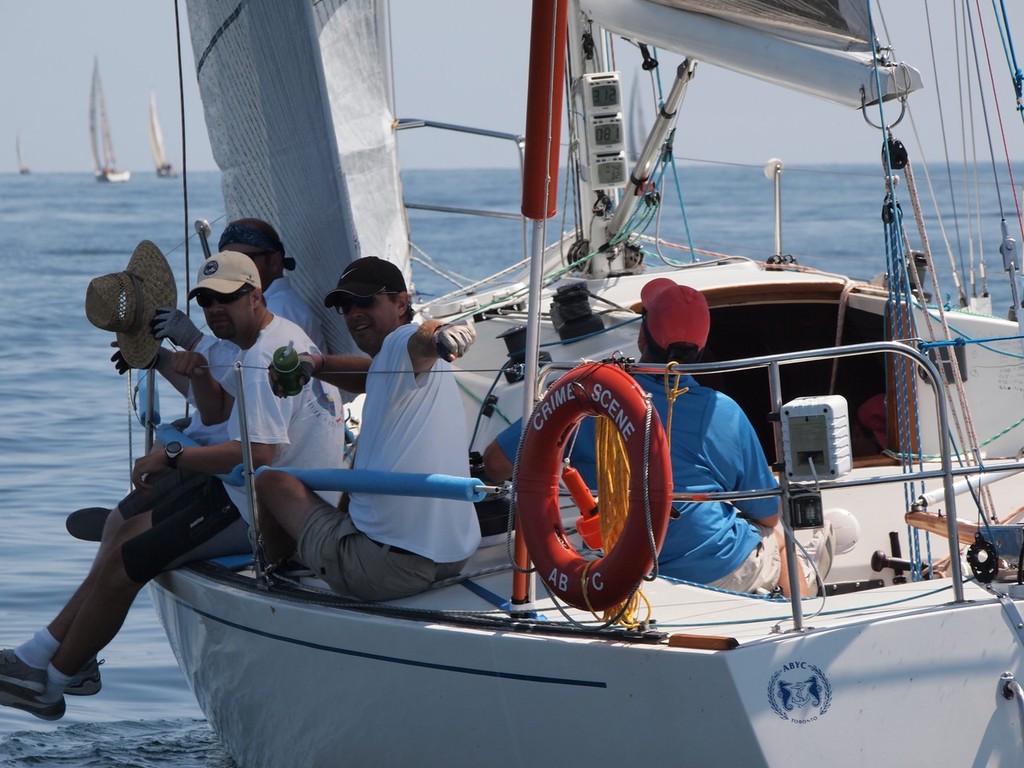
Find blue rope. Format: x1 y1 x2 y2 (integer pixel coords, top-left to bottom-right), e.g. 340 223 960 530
992 0 1024 117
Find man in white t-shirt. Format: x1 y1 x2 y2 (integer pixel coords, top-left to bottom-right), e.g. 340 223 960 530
113 218 327 447
256 256 481 602
0 251 347 721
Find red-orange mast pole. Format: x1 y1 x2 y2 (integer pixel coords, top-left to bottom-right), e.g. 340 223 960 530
512 0 569 608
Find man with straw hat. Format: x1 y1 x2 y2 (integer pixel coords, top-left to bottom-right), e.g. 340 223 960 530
104 219 328 453
0 251 347 721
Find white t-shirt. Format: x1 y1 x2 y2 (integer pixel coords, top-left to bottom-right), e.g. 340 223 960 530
348 323 481 563
264 275 326 353
182 277 325 444
221 315 346 524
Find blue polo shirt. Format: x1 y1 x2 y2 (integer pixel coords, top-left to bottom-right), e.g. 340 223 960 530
497 373 779 584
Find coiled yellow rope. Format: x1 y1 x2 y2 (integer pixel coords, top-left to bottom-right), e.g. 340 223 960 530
590 416 645 627
586 366 688 626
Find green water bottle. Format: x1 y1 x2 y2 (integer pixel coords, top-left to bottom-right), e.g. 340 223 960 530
272 341 303 397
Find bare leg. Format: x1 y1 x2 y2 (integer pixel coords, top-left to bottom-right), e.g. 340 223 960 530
255 470 326 562
776 528 810 599
47 506 132 645
49 513 153 677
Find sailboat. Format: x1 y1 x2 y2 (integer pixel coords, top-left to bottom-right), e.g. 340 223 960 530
100 1 1024 765
15 133 29 175
148 91 176 178
89 58 130 183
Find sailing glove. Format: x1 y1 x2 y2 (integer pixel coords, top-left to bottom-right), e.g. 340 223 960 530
110 343 159 375
151 307 203 351
433 319 476 361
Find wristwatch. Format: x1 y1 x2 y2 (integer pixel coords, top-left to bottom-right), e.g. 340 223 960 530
165 441 184 469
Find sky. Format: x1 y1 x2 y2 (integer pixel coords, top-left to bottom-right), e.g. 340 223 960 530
3 1 1023 175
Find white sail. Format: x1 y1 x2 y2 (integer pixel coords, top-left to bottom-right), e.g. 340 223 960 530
16 133 29 175
184 0 406 354
88 62 101 175
89 58 130 183
579 0 922 107
149 91 176 177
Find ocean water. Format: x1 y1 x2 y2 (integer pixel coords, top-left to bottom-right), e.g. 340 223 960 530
0 162 1020 766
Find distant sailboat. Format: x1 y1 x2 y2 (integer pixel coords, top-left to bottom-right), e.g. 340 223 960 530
16 133 29 175
89 59 130 183
149 91 176 178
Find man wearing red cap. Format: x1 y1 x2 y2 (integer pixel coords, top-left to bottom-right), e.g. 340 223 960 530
485 278 815 598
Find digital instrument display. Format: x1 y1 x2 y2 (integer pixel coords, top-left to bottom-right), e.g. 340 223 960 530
594 154 627 187
590 83 619 110
581 73 623 113
591 119 622 147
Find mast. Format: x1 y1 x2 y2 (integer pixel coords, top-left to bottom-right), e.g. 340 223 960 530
513 0 570 608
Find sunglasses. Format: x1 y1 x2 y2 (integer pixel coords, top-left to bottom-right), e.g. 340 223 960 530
335 291 395 315
195 284 255 309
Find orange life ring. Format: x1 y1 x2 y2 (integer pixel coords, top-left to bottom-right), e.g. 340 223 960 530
515 362 673 611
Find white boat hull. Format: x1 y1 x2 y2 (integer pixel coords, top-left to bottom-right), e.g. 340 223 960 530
152 560 1024 767
96 170 131 183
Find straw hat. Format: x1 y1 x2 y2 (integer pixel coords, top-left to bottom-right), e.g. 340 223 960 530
85 240 177 368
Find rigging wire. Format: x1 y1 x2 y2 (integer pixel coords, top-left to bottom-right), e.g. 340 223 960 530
172 0 192 303
968 0 1024 248
923 0 970 304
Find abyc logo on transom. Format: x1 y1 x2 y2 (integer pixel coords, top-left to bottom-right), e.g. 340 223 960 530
767 661 832 724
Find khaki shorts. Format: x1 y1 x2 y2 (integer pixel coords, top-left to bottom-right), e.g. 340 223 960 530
298 503 467 602
707 523 781 594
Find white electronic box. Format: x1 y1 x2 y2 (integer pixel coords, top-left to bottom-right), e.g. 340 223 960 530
780 395 852 482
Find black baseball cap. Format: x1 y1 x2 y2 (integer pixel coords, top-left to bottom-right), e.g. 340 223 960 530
323 257 408 307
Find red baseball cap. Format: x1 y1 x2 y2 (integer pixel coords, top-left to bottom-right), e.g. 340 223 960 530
640 279 710 350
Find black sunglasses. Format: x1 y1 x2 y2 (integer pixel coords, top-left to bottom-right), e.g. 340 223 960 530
335 291 395 315
195 284 255 309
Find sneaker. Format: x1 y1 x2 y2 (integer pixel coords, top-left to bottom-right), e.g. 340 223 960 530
65 657 102 697
0 686 65 721
803 521 837 595
0 649 65 721
0 649 45 694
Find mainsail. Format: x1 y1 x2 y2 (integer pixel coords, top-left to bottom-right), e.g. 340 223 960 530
580 0 922 106
149 91 176 177
16 133 29 175
184 0 408 355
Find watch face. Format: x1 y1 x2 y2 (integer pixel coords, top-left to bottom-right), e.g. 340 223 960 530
166 441 183 457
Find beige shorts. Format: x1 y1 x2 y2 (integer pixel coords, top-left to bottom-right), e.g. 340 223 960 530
298 503 466 602
707 523 781 594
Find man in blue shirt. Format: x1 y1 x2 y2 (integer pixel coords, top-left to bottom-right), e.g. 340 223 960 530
484 278 809 597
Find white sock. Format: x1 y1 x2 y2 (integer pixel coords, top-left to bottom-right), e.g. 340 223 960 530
42 663 73 703
14 628 60 670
